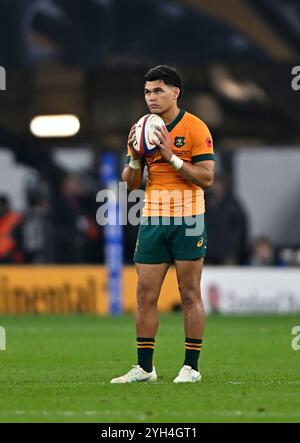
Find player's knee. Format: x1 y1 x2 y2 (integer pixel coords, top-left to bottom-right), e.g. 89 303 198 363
179 283 200 307
136 281 157 307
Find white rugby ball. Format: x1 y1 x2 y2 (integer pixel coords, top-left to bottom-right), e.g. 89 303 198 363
132 114 165 156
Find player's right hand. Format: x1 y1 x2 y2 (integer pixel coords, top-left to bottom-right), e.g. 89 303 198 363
128 124 139 160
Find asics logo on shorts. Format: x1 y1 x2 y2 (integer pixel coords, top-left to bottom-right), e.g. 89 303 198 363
197 238 203 248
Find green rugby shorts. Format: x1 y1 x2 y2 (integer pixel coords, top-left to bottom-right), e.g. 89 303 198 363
134 214 207 264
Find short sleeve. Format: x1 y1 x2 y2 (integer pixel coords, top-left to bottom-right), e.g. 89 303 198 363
191 120 215 164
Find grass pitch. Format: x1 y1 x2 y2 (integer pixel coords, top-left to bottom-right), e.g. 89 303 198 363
0 313 299 423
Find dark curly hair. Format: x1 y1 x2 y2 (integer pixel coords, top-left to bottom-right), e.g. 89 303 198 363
144 65 184 99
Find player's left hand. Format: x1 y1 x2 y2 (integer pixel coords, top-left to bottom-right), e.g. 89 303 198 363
154 126 173 162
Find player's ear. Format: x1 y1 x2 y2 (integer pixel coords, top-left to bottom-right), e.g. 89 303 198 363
173 87 180 100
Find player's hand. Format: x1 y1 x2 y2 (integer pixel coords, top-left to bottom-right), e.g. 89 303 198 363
154 126 173 162
128 124 139 160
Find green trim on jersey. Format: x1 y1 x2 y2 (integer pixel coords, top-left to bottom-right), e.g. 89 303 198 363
166 109 185 132
192 153 215 163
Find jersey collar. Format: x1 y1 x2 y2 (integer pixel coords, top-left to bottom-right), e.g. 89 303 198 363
166 109 185 132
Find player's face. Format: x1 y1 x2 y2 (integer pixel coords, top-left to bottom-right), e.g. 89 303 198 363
144 80 179 114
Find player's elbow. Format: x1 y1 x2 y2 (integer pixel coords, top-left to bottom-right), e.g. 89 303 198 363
194 162 214 189
200 175 214 189
121 177 136 191
121 169 142 190
127 182 141 191
121 167 133 185
121 169 128 182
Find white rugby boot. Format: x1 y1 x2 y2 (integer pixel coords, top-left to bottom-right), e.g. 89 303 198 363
110 365 157 384
173 365 201 383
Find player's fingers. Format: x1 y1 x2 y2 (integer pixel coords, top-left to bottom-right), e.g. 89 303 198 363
162 125 168 135
153 136 163 148
128 125 135 138
163 126 170 141
129 123 136 134
154 129 165 143
158 126 169 142
128 125 136 146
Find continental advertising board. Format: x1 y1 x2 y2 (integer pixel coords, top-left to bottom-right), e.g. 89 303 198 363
0 266 180 314
0 266 300 314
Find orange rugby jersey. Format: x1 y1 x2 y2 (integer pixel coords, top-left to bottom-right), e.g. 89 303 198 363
126 109 214 217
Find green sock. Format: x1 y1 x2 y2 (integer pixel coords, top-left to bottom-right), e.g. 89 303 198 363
184 338 202 371
137 337 155 372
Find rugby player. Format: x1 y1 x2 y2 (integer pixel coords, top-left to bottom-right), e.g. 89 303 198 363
111 65 215 383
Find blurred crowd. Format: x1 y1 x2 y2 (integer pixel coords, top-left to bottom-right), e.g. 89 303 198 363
0 170 299 267
0 173 103 264
204 173 300 267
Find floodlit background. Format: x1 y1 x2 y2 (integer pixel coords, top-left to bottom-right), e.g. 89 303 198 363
0 0 300 423
1 0 300 313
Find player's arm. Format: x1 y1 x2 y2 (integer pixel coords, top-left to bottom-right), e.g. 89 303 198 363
121 124 143 191
176 159 214 189
155 124 215 189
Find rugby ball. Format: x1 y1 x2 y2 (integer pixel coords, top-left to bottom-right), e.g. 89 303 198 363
131 114 165 156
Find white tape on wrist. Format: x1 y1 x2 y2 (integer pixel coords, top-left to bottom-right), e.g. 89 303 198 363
169 154 184 171
129 157 140 170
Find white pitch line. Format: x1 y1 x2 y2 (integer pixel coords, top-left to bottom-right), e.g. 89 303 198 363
2 410 148 419
226 381 300 385
3 409 300 419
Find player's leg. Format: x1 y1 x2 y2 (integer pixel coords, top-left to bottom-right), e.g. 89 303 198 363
133 218 171 372
135 262 169 338
110 262 169 384
166 214 207 382
135 262 169 373
111 217 171 383
173 258 205 383
175 258 205 338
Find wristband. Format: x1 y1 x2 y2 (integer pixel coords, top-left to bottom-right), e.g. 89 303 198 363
129 157 140 170
169 154 184 171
